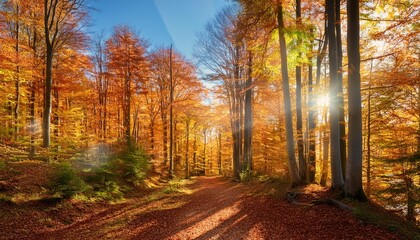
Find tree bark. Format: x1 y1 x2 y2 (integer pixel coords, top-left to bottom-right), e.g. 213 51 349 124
43 47 53 148
277 3 301 186
308 57 316 182
169 45 174 177
42 0 85 148
185 119 190 178
123 64 131 145
366 60 373 197
296 0 305 181
29 80 36 159
345 0 366 200
320 54 330 187
320 129 329 186
14 5 20 141
193 130 197 175
327 0 344 189
203 128 207 175
244 51 253 172
162 110 168 165
335 0 347 178
218 131 222 175
53 85 59 145
28 24 38 159
232 43 242 180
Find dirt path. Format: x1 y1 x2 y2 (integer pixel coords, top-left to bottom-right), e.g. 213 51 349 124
22 176 401 239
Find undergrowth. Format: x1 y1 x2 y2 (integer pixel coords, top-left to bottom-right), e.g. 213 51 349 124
48 145 150 201
49 162 89 199
162 178 192 194
352 202 420 240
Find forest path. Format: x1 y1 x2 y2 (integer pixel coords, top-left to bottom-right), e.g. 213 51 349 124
33 176 400 240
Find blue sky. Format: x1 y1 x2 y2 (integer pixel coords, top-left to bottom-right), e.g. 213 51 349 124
88 0 228 61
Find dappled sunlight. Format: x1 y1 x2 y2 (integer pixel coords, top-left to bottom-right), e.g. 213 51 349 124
317 93 330 108
0 173 408 239
10 192 47 203
0 0 418 237
129 220 157 238
194 213 249 240
176 201 243 238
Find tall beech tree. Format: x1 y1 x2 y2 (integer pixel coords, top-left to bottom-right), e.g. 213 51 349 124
2 1 21 140
149 46 202 173
106 25 148 145
92 34 109 142
149 48 170 165
143 76 160 160
169 45 174 177
307 43 316 183
345 0 365 200
326 0 344 189
234 0 305 184
315 14 328 185
26 0 43 158
335 0 346 178
277 2 301 186
42 0 86 148
243 51 253 173
195 5 245 180
295 0 305 181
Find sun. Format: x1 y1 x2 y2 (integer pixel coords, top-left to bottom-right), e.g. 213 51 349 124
317 93 329 108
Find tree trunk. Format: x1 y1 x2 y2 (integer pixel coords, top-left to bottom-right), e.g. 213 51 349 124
321 62 329 187
117 107 121 139
321 129 329 186
345 0 365 200
366 60 373 197
308 57 316 182
203 128 207 175
327 0 344 189
132 106 139 143
193 131 197 175
244 51 253 172
232 43 242 180
43 47 53 148
277 3 301 186
407 187 416 222
103 85 108 141
149 120 155 159
315 18 328 184
174 118 178 172
162 111 168 164
218 131 222 175
29 79 36 159
295 0 306 181
14 66 20 140
28 25 38 159
14 8 20 141
53 86 59 143
335 0 347 178
123 72 131 145
169 45 174 178
185 119 190 178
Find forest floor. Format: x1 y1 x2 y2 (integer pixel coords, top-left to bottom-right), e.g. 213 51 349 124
2 161 417 240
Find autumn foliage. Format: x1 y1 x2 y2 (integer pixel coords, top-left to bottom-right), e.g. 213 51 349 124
0 0 418 224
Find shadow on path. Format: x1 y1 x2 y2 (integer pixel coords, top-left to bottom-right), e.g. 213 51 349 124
34 176 401 240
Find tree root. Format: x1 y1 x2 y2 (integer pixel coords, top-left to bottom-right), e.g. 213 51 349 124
286 191 353 211
286 192 312 206
310 198 353 211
